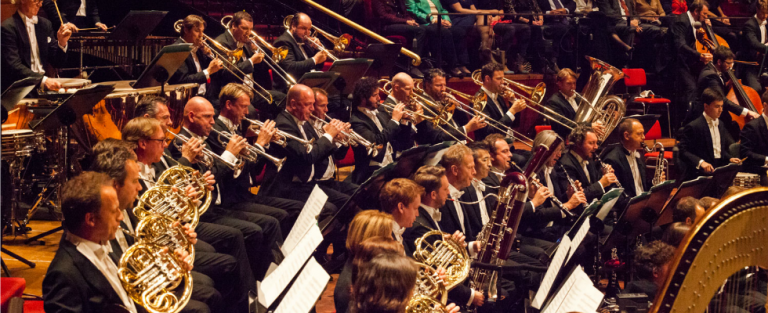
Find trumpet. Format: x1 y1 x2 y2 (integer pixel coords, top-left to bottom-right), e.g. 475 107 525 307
283 14 349 62
220 15 297 87
642 142 668 186
310 113 378 157
166 129 242 171
209 128 286 172
173 19 273 104
243 117 315 153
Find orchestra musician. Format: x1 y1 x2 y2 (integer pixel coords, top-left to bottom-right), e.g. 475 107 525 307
43 172 193 313
672 0 712 123
169 15 225 101
678 88 741 181
459 142 494 237
381 73 424 150
602 118 653 198
739 92 768 186
736 1 768 92
473 63 527 141
41 0 106 31
672 196 706 225
351 252 421 313
559 125 619 202
379 178 424 246
545 68 605 141
437 145 479 241
627 240 675 299
483 133 529 183
1 0 72 93
416 69 487 144
273 12 326 88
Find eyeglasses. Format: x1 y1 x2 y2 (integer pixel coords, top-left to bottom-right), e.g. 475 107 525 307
146 138 166 143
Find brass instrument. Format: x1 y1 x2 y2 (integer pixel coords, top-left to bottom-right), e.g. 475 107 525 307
157 165 212 215
134 215 196 260
243 117 315 153
220 15 297 87
412 230 471 291
649 187 768 313
283 14 348 61
209 128 286 172
133 185 200 227
573 56 626 143
642 142 668 186
173 19 273 104
310 113 378 157
166 129 242 171
408 263 452 313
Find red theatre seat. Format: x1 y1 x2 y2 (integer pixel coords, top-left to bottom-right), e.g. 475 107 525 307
644 121 673 160
622 68 672 136
1 278 25 313
535 125 552 134
336 147 356 168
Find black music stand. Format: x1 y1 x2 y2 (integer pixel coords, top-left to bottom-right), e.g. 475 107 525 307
363 44 402 79
297 72 342 94
611 180 676 241
703 163 741 198
0 77 42 277
325 59 375 95
131 44 193 92
107 10 168 41
24 85 115 243
655 176 713 226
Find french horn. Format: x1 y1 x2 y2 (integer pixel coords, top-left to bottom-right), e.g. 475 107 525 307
133 185 200 228
157 165 211 215
412 230 471 292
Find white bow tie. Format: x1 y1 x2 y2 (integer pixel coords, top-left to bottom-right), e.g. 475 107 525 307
473 181 485 192
25 15 38 25
393 227 405 236
431 211 442 222
708 118 719 128
450 190 464 199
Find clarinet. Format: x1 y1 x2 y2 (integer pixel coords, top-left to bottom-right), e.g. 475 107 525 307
593 154 622 189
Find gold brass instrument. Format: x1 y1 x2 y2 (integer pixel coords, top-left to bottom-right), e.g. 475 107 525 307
220 15 297 87
134 214 196 261
649 187 768 313
412 230 471 291
283 14 348 62
157 165 212 215
173 19 273 104
642 142 668 186
243 117 316 153
166 129 242 171
209 128 286 172
407 264 452 313
133 185 200 228
310 113 378 157
573 56 626 143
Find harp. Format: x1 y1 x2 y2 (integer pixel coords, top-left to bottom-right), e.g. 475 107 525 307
650 187 768 313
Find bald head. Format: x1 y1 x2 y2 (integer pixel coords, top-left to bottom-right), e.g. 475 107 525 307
391 72 414 102
183 96 215 137
291 13 312 41
286 84 315 121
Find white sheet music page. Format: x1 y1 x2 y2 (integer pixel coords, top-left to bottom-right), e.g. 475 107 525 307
275 257 330 313
282 186 328 255
531 235 571 309
260 224 324 307
542 266 603 313
567 216 590 263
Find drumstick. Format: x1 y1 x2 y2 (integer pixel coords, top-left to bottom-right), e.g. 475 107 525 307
78 26 115 31
52 0 65 28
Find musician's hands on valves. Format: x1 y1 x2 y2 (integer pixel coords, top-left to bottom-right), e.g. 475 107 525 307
599 163 619 187
162 246 194 272
445 303 461 313
173 221 198 245
465 116 488 133
591 121 606 139
391 103 406 123
182 137 205 164
256 120 277 147
226 133 248 156
323 119 343 139
412 103 425 124
201 171 216 191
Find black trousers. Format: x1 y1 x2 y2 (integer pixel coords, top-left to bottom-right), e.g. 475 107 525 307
383 24 428 56
529 23 570 66
231 192 307 240
193 222 252 312
425 24 459 68
494 23 532 60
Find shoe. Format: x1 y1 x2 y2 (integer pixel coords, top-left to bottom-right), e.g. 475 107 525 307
459 66 471 75
409 67 425 79
449 67 463 78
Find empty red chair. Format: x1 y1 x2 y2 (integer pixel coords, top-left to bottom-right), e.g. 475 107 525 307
623 68 672 136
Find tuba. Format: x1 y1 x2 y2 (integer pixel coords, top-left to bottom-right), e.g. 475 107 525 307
133 185 200 228
573 56 626 143
642 142 668 186
157 165 211 215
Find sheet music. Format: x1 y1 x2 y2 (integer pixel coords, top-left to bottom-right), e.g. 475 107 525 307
596 188 623 220
275 257 330 313
542 266 603 313
532 235 571 309
567 216 590 263
260 224 324 307
282 186 328 255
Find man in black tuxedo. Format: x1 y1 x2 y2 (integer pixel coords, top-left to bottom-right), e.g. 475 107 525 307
41 0 105 31
602 118 654 198
168 15 224 103
545 69 605 141
473 63 527 141
460 142 494 238
678 88 741 181
43 172 194 313
559 125 619 202
736 3 768 92
348 77 414 184
691 46 760 138
437 145 478 241
671 0 712 128
273 12 327 89
211 11 286 118
416 68 486 144
1 0 71 93
380 72 421 151
739 96 768 186
483 133 530 185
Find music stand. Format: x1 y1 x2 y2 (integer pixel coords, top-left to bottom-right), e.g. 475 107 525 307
703 163 741 198
325 59 375 95
297 71 342 94
108 10 168 41
655 176 713 226
0 77 42 277
363 43 402 79
131 44 194 92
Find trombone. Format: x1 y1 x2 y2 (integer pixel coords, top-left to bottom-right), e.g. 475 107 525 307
166 129 242 170
243 117 316 153
209 128 287 172
310 113 378 157
283 14 348 62
220 15 297 87
173 19 273 104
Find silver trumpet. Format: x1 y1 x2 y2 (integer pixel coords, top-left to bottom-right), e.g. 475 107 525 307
243 117 315 153
209 128 286 172
310 113 378 157
166 129 242 170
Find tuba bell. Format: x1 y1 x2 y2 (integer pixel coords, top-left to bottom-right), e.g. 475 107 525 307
573 56 626 143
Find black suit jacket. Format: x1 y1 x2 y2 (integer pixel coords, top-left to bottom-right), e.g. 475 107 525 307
438 191 476 242
273 31 321 84
739 116 768 174
412 94 469 144
537 0 576 16
602 144 649 198
1 13 68 92
347 107 409 184
168 38 214 100
678 114 734 181
596 0 638 24
740 17 768 62
459 185 493 239
41 0 100 29
693 63 747 126
473 89 519 141
558 150 606 202
544 92 577 141
672 13 701 71
43 238 147 313
209 31 272 104
168 127 233 203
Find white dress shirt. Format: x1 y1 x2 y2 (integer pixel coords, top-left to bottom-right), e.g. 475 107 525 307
180 37 210 95
570 150 605 192
560 91 579 113
687 11 698 39
359 106 395 167
757 16 767 44
392 220 405 244
482 87 516 122
622 146 644 196
703 112 722 163
471 180 490 225
312 119 340 181
419 204 442 231
66 232 138 313
20 13 67 87
287 30 313 63
448 183 466 234
183 127 238 205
